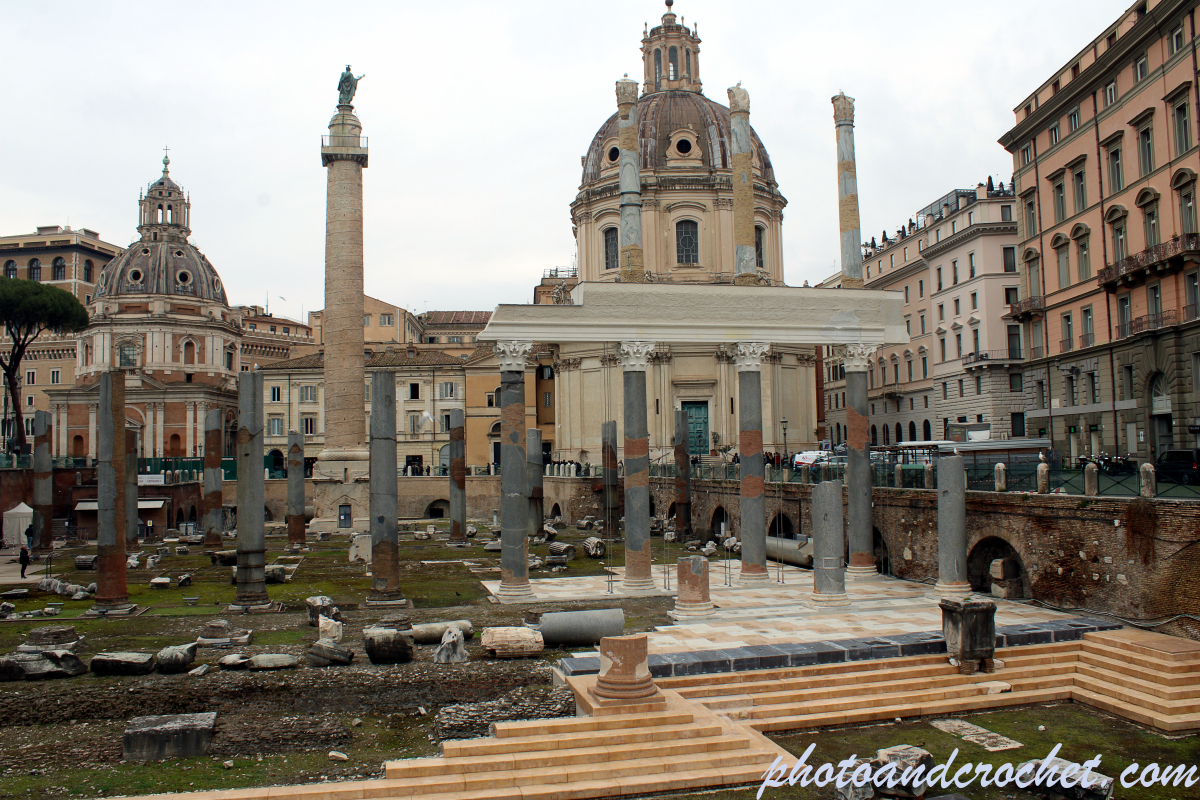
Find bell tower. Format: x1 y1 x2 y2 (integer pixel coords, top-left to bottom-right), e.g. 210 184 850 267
137 149 191 244
642 0 702 95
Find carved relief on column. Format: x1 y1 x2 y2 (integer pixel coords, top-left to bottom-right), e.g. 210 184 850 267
617 341 656 372
88 403 98 460
493 341 533 371
839 343 875 372
733 342 771 372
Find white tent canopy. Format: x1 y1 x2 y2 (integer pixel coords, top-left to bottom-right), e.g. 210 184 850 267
3 502 33 547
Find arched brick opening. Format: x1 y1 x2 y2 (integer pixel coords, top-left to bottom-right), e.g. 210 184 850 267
769 512 794 538
425 499 450 518
967 535 1028 599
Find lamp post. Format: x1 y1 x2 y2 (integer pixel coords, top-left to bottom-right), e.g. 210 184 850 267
781 416 788 466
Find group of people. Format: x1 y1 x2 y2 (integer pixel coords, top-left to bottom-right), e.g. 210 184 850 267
546 460 584 476
729 452 789 467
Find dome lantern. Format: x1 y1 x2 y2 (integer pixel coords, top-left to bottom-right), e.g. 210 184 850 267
138 146 191 244
642 0 701 95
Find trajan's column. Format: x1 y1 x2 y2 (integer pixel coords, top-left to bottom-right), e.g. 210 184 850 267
313 65 371 531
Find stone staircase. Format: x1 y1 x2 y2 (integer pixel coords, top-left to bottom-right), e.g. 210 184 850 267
656 629 1200 734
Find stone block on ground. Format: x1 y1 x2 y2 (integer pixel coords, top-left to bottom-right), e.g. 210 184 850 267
156 643 199 674
307 637 355 667
533 609 624 647
872 744 933 797
305 596 339 627
90 652 156 676
176 573 192 588
150 577 171 590
582 537 605 558
546 541 575 561
483 540 502 552
318 615 343 643
435 685 574 740
1017 757 1114 800
247 654 298 670
481 627 544 658
74 555 98 570
217 654 251 670
263 564 287 584
188 664 211 677
433 627 469 664
1 650 87 681
411 619 473 644
348 533 373 562
123 713 217 761
363 627 413 665
197 619 251 647
211 550 238 567
17 625 82 653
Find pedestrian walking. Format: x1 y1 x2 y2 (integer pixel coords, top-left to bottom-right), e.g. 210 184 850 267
18 546 30 579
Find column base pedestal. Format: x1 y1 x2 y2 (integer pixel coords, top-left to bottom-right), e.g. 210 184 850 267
933 581 973 598
738 566 770 584
225 601 283 614
495 582 536 602
365 596 412 608
83 603 140 618
846 565 880 581
809 592 851 607
620 577 658 593
669 601 715 620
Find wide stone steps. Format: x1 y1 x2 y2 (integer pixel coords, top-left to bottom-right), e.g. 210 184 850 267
491 709 694 738
442 721 726 757
1076 649 1200 686
1079 640 1200 674
1074 661 1200 699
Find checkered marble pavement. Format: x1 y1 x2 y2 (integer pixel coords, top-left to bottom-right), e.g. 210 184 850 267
482 560 1078 655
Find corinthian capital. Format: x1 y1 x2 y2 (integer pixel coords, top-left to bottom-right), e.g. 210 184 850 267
617 341 656 371
734 342 771 371
727 82 750 114
839 343 876 371
615 77 639 107
832 92 855 124
493 341 533 372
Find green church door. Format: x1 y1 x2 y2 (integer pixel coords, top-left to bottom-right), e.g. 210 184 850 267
682 401 709 456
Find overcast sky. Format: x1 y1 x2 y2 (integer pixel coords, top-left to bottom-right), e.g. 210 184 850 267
2 0 1128 324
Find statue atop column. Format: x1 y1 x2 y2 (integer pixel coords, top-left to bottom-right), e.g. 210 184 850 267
338 65 365 105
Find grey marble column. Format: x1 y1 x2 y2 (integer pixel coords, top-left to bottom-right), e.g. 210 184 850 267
233 371 268 608
31 410 51 552
832 93 864 289
93 372 130 611
601 420 619 538
673 409 692 540
736 342 770 582
620 341 656 591
810 479 849 606
495 342 535 600
124 429 138 545
729 84 758 285
935 455 971 597
527 428 543 542
841 343 877 580
615 76 645 283
286 431 305 546
368 370 405 604
202 409 224 550
448 408 466 545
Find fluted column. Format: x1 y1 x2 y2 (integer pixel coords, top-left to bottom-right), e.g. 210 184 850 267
736 342 770 581
318 100 369 463
616 77 645 283
832 93 864 288
495 341 535 601
842 343 876 578
620 341 656 591
202 408 224 550
729 84 757 285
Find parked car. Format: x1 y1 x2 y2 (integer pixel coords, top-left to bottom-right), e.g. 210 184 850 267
1154 449 1200 485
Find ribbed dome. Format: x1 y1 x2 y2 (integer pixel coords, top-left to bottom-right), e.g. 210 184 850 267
581 90 777 188
94 241 227 306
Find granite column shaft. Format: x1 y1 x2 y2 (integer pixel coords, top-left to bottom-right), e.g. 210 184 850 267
448 408 466 544
234 371 267 606
601 420 619 538
620 341 655 591
201 409 224 550
935 454 971 597
124 429 138 545
729 84 757 285
31 410 51 552
736 343 769 581
615 77 645 283
811 479 849 605
526 428 543 542
842 344 876 578
832 93 864 288
94 372 128 608
673 409 692 540
286 431 305 546
496 342 534 600
369 371 403 602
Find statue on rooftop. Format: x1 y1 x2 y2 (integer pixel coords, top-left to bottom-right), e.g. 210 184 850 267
338 65 365 106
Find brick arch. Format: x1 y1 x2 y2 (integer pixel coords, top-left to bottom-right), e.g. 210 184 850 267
965 529 1031 599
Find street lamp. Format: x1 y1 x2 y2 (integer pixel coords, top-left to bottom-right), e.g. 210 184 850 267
781 416 788 466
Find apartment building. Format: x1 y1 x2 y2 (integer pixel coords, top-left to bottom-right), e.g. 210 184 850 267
1000 0 1200 461
821 183 1022 445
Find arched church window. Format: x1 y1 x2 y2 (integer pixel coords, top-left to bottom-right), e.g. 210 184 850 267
84 260 93 282
755 225 765 270
654 50 662 87
52 257 66 281
183 340 195 365
603 227 618 270
3 261 15 280
157 205 163 223
676 220 699 264
167 205 173 223
668 47 678 80
27 259 40 282
686 49 691 78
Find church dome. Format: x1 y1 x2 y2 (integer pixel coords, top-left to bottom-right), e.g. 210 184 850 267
94 155 228 306
95 240 227 305
581 90 778 189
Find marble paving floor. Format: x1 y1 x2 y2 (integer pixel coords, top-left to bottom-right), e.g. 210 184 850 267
482 560 1078 655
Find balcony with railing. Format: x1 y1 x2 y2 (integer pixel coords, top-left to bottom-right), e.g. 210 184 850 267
1185 303 1200 322
1060 337 1074 354
1009 296 1045 319
1078 332 1095 349
1098 233 1200 287
1116 310 1178 340
1030 346 1045 360
962 348 1023 367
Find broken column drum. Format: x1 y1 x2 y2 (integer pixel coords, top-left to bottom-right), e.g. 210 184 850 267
673 408 692 539
495 341 535 600
448 408 466 544
601 420 619 537
620 341 656 591
368 370 405 604
810 479 850 606
934 454 971 597
31 410 52 552
286 431 305 546
615 76 645 283
233 371 268 607
202 409 224 550
735 342 770 582
125 429 138 546
526 428 543 543
671 555 715 618
94 372 130 610
729 83 758 285
589 633 659 701
841 343 876 579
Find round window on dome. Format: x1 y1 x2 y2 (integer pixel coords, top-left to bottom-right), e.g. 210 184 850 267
607 146 619 163
129 269 143 283
175 250 184 257
177 271 192 285
675 138 693 155
141 248 150 255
